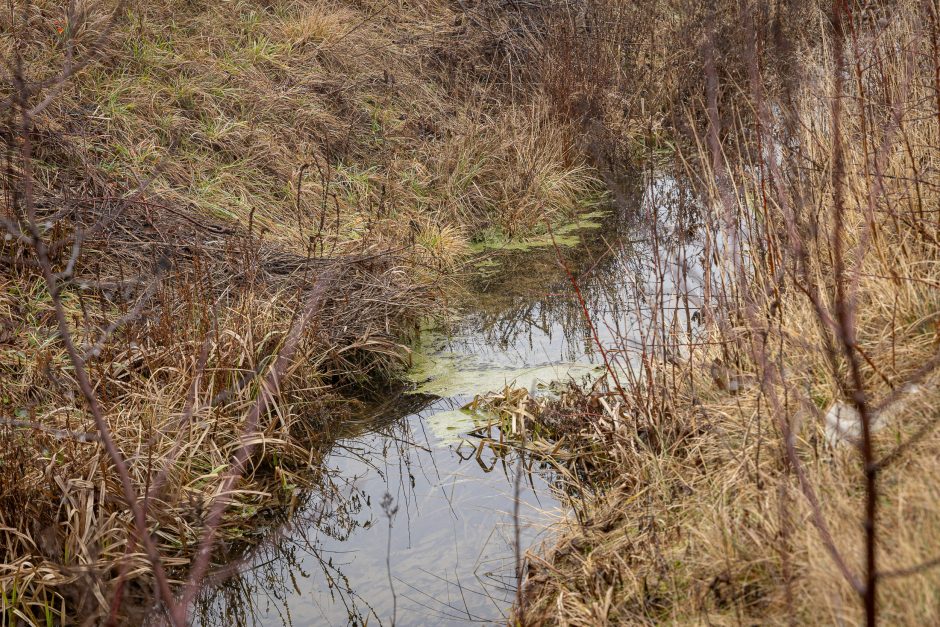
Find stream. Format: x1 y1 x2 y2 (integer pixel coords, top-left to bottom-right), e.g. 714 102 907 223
193 173 695 626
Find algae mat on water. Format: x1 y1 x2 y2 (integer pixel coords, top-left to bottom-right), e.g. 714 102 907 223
468 210 609 254
404 330 601 443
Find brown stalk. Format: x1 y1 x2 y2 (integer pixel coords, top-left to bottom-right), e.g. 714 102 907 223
830 3 878 623
179 267 338 617
547 224 628 405
7 75 183 626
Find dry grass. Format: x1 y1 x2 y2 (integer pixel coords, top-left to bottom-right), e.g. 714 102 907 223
0 0 601 622
501 0 940 625
431 106 597 237
515 334 940 624
2 0 596 246
0 247 434 622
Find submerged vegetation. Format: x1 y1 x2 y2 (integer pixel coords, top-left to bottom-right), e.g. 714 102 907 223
1 0 940 624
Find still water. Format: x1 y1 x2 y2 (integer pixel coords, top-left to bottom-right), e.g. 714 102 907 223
194 174 696 626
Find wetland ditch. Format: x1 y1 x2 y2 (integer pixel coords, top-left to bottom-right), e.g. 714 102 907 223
192 173 695 626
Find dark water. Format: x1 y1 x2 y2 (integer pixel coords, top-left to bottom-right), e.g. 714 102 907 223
194 173 698 626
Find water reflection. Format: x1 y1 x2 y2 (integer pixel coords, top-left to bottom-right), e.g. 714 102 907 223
196 394 558 626
445 169 702 374
194 170 702 626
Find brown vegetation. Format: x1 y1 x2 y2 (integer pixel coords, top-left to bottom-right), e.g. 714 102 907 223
0 0 599 623
4 0 940 624
490 0 940 625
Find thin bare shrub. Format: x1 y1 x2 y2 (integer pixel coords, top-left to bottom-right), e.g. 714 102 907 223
0 1 461 623
511 0 940 624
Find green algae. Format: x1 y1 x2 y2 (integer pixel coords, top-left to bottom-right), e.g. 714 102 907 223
404 331 601 399
402 204 611 443
468 209 610 254
425 408 484 444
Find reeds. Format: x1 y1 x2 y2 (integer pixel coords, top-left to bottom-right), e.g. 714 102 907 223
0 0 603 622
507 0 940 624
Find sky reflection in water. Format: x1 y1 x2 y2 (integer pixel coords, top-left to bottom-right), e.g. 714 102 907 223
194 173 700 626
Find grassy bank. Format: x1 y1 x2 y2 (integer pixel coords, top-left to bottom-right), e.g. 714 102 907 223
0 0 600 622
4 0 940 623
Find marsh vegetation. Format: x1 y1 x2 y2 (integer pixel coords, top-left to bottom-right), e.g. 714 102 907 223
1 0 940 625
